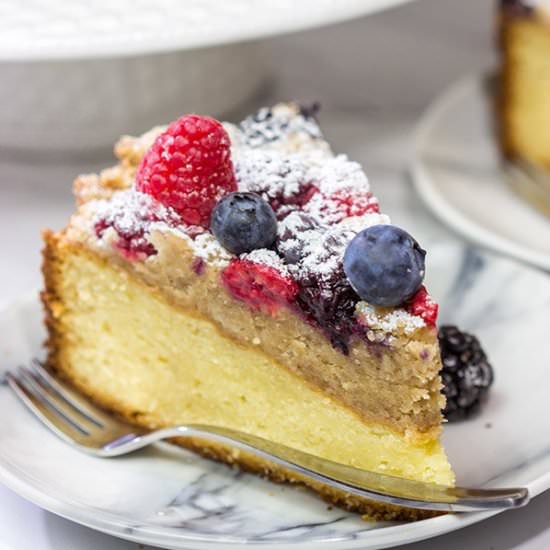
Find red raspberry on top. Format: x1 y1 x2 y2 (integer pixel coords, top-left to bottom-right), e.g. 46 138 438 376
136 114 237 228
222 259 298 317
406 285 439 326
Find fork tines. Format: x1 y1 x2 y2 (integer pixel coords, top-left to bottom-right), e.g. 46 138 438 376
6 361 106 444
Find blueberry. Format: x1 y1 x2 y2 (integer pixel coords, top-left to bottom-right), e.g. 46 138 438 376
211 192 278 255
343 224 426 307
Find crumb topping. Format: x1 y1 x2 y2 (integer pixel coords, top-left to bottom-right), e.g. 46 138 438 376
356 302 426 336
187 232 232 267
73 101 434 351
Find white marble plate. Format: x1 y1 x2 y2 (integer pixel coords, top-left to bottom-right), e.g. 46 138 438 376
411 74 550 272
1 243 550 549
0 0 415 61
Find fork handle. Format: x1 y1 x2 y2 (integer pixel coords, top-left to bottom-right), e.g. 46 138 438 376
101 424 529 513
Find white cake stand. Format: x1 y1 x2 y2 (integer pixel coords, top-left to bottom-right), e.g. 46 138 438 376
0 0 415 153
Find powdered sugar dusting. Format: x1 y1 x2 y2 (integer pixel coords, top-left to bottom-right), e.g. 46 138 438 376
239 103 325 150
93 190 176 233
298 226 355 279
92 190 185 258
236 150 310 199
356 302 426 335
301 155 380 225
337 212 391 233
222 122 244 157
277 212 354 281
189 232 232 267
310 155 369 195
242 248 290 276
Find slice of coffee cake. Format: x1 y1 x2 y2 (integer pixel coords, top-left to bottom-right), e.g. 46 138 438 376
42 103 454 521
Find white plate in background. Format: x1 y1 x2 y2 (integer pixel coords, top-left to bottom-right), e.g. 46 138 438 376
0 0 416 60
411 74 550 272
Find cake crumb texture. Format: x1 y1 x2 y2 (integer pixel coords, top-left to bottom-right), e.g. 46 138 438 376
42 232 453 521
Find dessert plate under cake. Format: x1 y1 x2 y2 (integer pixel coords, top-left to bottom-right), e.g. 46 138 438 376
1 243 550 549
411 74 550 271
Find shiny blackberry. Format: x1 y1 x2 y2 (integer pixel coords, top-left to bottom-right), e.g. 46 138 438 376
439 325 494 422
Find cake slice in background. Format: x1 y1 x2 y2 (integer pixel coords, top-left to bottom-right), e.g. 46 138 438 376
498 1 550 215
498 0 550 168
42 103 454 521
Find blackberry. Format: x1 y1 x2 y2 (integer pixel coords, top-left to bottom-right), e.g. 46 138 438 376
439 325 494 421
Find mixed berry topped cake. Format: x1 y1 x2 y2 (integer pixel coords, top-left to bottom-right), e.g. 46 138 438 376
42 103 454 521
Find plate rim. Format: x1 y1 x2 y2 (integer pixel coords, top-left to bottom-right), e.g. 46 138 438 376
0 292 544 550
410 73 550 272
1 0 414 61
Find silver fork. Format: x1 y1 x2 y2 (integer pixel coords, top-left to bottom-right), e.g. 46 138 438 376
5 360 529 513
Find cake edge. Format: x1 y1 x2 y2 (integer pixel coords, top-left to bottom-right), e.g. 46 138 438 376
41 229 445 522
497 8 550 169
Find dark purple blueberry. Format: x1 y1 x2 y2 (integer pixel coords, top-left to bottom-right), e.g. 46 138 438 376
211 192 277 255
343 225 426 307
439 325 494 422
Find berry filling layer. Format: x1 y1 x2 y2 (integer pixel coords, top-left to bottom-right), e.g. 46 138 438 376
90 103 439 354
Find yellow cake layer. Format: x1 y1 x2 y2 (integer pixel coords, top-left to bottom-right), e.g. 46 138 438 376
45 242 453 488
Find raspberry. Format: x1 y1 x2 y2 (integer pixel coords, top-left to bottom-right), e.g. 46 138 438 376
222 259 298 316
406 286 438 325
136 114 237 228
